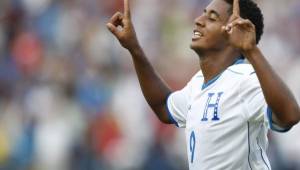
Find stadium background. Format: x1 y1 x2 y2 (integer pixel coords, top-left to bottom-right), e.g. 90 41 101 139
0 0 299 169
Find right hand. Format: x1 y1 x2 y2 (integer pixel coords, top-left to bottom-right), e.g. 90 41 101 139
106 0 139 50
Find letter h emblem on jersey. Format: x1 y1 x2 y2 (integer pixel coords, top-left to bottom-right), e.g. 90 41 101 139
201 92 223 121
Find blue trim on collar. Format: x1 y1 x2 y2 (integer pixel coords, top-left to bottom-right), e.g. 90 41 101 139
201 56 244 90
234 56 245 64
201 73 222 90
234 59 244 64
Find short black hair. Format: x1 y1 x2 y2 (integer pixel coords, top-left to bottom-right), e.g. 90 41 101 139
224 0 264 44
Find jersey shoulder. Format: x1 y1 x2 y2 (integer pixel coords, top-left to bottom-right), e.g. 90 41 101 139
188 70 204 82
227 63 255 76
184 70 204 89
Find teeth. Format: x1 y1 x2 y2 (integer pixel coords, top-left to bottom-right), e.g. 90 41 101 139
194 31 202 37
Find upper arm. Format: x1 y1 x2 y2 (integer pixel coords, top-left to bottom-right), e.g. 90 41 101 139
166 90 189 128
267 108 293 132
164 79 194 128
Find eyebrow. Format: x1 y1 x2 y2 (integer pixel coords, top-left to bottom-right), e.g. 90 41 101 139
204 9 221 18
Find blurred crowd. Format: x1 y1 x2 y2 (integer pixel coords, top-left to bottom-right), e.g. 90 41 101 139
0 0 299 170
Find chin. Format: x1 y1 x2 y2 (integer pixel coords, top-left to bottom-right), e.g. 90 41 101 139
190 43 198 50
190 43 204 53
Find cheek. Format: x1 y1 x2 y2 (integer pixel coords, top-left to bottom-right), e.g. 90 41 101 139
205 25 226 46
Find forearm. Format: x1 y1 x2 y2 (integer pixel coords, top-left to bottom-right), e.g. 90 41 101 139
107 0 173 124
243 47 300 127
128 45 173 123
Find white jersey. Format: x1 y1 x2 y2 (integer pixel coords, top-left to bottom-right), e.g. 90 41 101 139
166 59 289 170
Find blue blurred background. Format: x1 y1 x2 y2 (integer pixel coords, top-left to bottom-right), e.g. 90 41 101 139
0 0 299 169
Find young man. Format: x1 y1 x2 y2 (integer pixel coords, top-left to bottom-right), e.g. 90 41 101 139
107 0 300 169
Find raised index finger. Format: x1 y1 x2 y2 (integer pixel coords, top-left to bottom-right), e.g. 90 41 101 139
124 0 131 18
233 0 240 17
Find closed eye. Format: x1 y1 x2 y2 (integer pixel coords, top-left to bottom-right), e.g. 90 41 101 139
209 18 217 21
204 9 220 21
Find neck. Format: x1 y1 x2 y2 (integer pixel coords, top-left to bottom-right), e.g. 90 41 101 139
198 48 239 83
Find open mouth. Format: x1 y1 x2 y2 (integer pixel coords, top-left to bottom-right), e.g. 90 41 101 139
192 30 204 40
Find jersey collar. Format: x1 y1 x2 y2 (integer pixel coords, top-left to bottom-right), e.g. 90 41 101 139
201 56 245 90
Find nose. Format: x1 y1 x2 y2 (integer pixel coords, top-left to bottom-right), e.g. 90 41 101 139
194 15 205 27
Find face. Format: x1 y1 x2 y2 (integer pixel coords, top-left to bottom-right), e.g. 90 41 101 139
190 0 232 54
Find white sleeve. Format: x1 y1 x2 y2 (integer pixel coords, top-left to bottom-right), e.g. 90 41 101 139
240 73 291 132
166 81 192 128
240 74 265 122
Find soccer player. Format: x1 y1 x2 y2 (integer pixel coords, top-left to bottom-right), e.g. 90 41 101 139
106 0 300 169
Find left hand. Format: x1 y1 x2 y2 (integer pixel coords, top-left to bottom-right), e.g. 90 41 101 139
222 0 256 52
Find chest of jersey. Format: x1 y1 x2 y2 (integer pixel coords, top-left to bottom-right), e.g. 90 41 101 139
185 74 251 169
181 67 270 170
186 74 245 131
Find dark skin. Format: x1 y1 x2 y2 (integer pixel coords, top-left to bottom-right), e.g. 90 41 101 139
191 0 239 83
107 0 300 127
